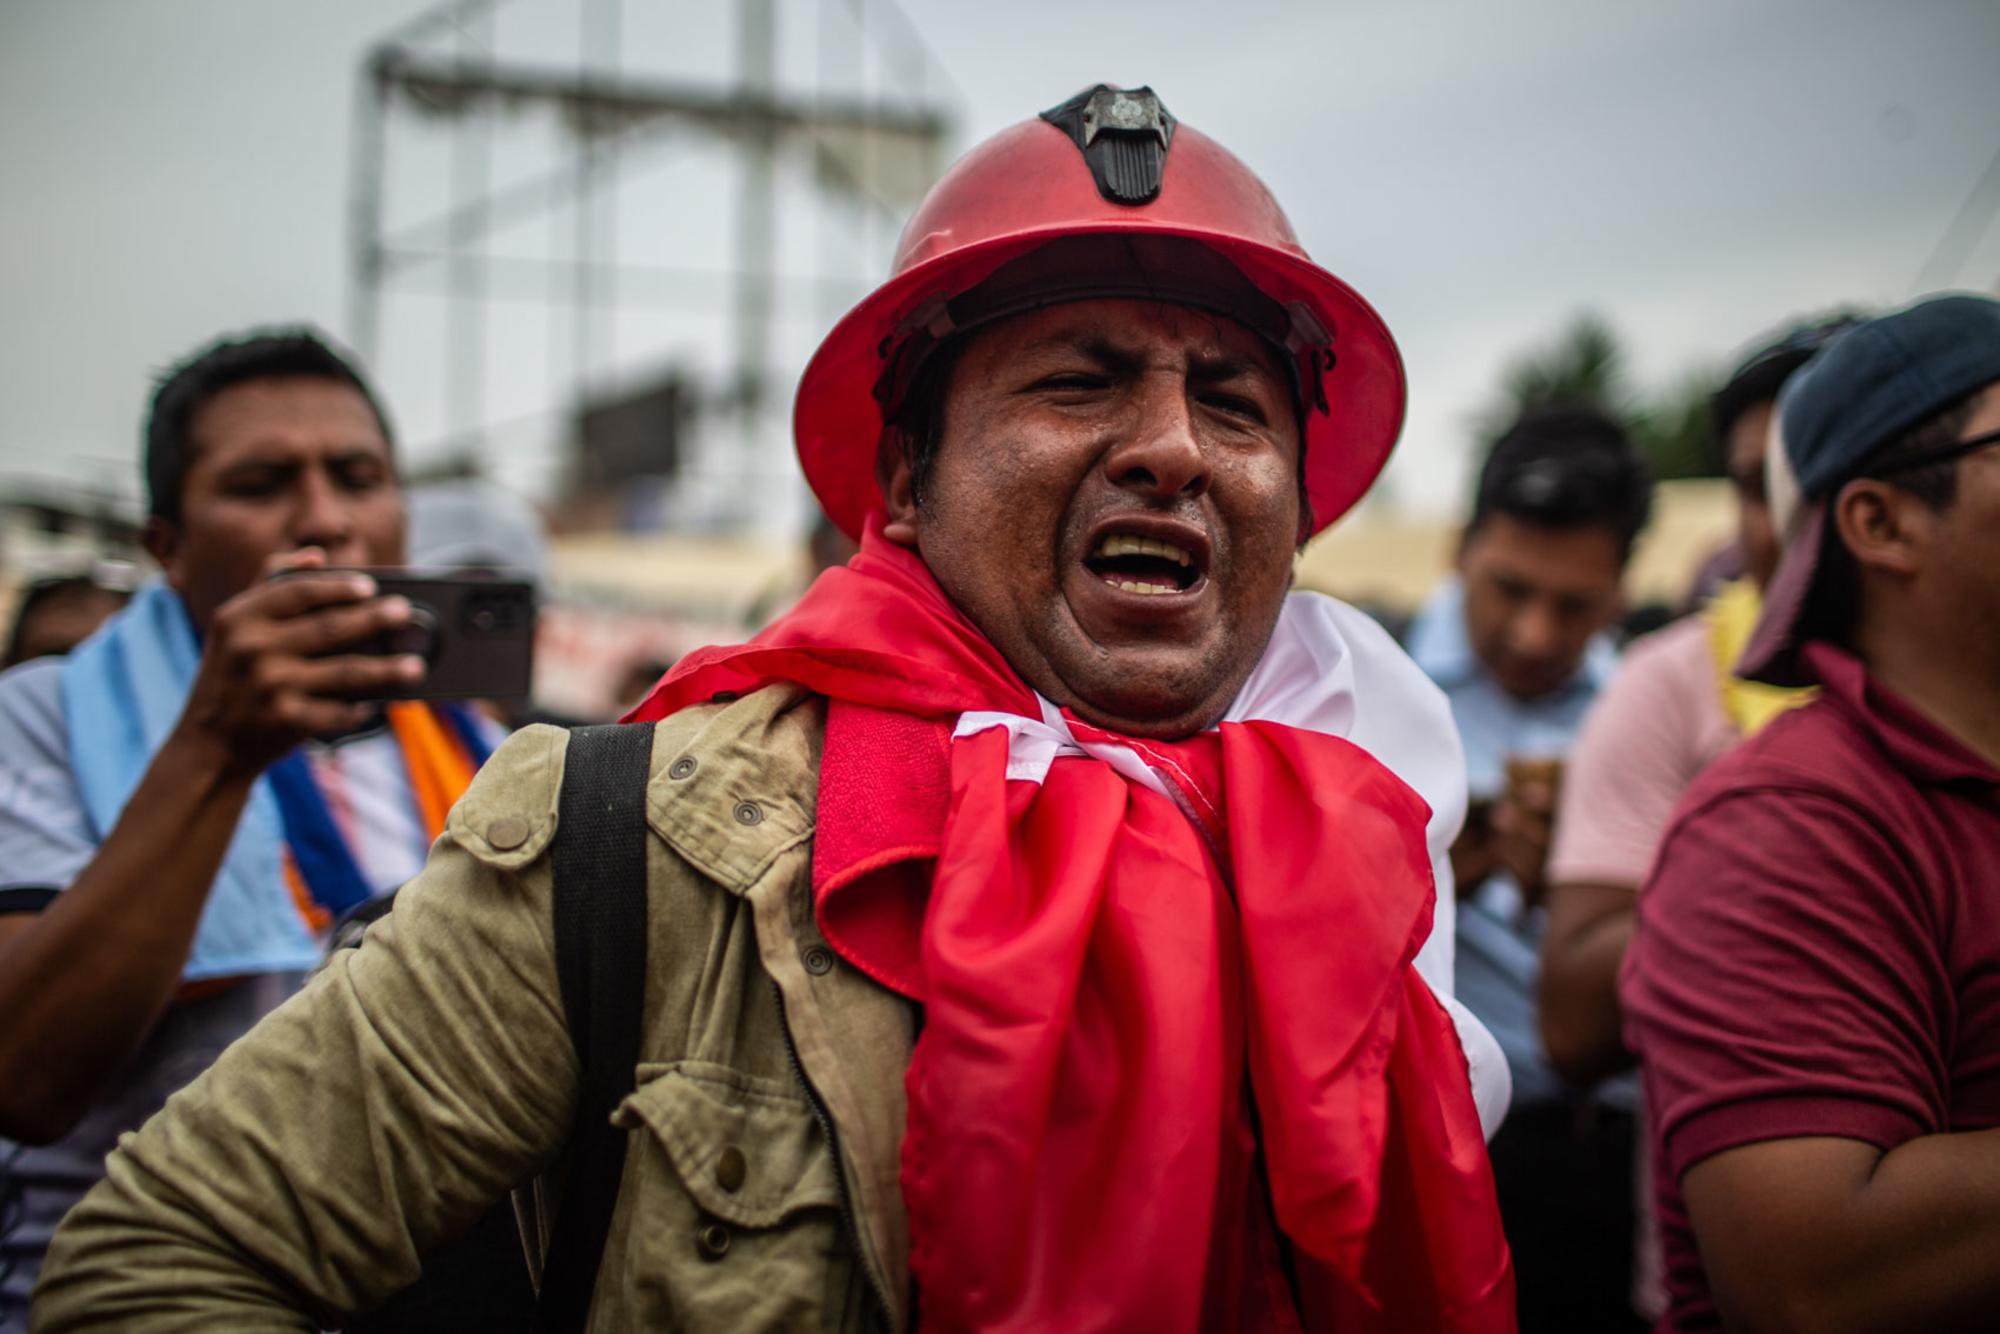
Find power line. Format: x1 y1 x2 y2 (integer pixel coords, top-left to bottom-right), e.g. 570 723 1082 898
1913 140 2000 295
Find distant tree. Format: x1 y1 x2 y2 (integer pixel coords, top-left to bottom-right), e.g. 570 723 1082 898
1475 312 1721 482
1632 369 1722 481
1498 312 1626 418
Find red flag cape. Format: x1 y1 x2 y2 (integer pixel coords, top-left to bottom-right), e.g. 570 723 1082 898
631 526 1513 1331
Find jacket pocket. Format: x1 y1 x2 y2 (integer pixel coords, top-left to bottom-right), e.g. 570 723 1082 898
609 1060 860 1331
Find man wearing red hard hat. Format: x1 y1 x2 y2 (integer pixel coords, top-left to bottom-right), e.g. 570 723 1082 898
36 87 1513 1332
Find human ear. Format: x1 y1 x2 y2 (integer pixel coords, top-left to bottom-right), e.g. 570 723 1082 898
877 435 921 548
141 516 188 590
1832 480 1923 578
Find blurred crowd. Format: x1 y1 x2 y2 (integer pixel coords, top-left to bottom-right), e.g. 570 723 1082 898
3 98 1998 1334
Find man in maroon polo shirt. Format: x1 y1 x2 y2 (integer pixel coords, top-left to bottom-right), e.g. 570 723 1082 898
1621 292 2000 1333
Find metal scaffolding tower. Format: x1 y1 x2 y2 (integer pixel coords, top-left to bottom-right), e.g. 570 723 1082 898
346 0 953 536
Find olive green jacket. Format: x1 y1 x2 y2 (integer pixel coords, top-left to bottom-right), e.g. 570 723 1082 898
33 687 917 1332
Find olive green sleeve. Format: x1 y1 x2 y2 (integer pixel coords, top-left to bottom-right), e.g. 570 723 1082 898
32 726 578 1331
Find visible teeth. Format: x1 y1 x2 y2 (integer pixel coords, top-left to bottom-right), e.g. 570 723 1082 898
1115 580 1178 596
1093 534 1192 565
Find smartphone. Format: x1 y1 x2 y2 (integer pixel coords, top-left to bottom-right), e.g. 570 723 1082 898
286 568 537 702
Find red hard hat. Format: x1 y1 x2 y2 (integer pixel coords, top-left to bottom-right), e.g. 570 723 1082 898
793 85 1406 539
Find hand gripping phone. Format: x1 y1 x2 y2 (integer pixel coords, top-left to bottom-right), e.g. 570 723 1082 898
284 568 537 702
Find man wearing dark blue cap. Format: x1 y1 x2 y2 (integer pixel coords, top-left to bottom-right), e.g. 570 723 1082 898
1622 292 2000 1332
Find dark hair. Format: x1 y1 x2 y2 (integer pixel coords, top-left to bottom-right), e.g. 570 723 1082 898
3 576 130 669
882 335 970 512
1708 314 1866 468
1855 393 1977 509
1805 391 1979 642
144 328 392 523
1468 405 1653 560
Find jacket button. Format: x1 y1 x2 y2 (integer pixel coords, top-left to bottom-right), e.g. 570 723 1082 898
733 800 763 826
696 1221 731 1261
801 944 835 976
715 1146 747 1193
486 816 530 851
668 756 697 780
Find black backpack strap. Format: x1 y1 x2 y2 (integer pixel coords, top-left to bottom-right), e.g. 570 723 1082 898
534 722 656 1333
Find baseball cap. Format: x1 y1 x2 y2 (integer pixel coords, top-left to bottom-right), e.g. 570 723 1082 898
1739 292 2000 685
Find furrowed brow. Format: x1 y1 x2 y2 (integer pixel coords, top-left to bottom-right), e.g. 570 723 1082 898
1189 352 1276 386
1029 333 1147 376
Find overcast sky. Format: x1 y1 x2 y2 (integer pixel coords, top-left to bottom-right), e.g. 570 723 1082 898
3 0 1997 526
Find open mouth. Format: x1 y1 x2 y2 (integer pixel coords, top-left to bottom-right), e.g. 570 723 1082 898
1084 532 1202 596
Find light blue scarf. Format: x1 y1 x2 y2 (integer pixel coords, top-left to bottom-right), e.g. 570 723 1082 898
59 580 320 980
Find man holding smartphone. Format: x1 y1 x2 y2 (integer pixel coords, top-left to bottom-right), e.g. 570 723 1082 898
0 329 498 1323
